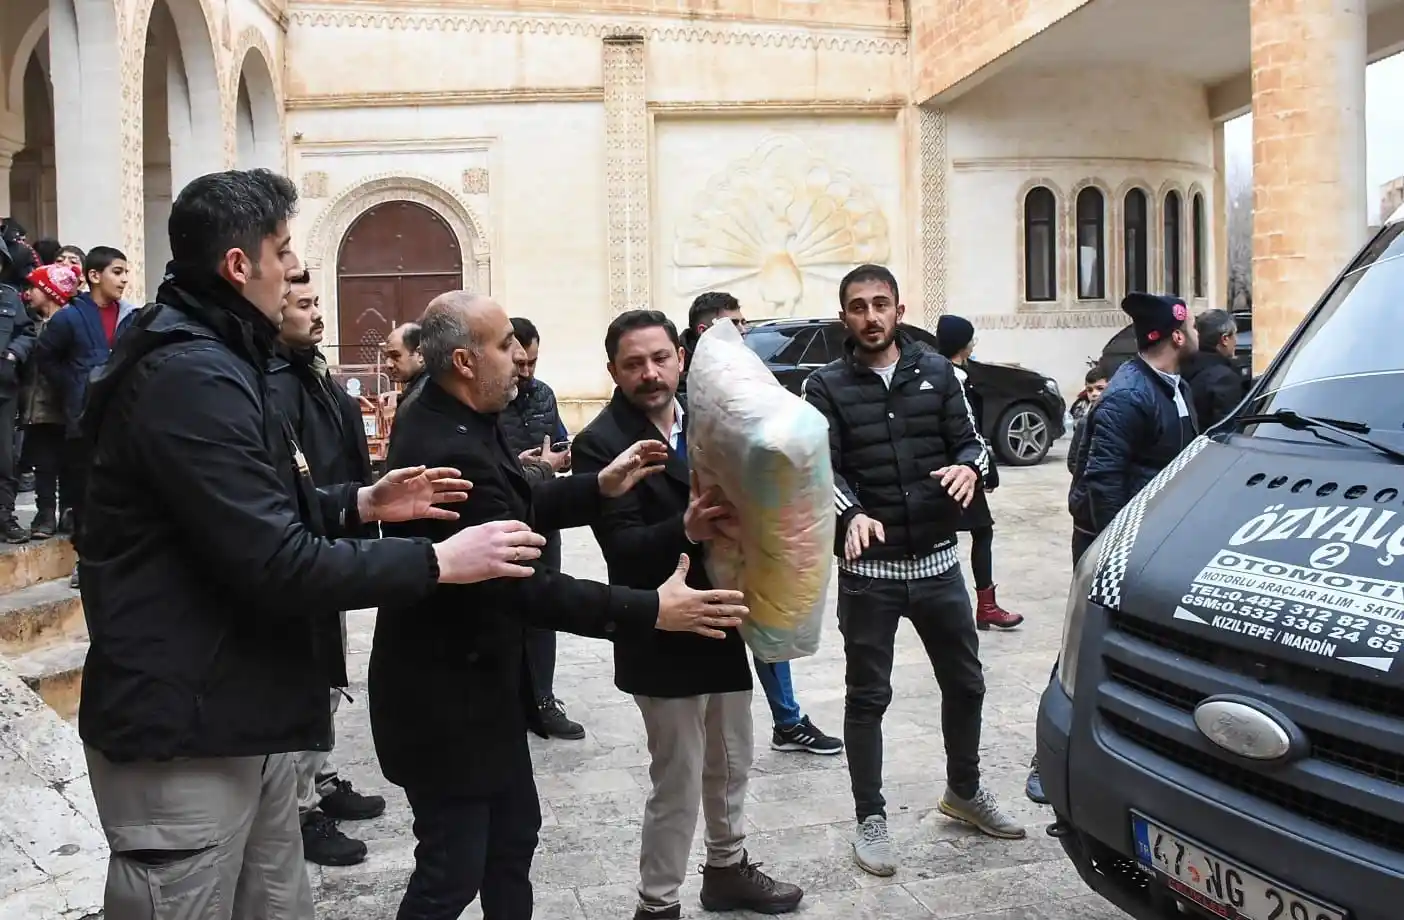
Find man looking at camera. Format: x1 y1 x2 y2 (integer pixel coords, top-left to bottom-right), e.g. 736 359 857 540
76 169 547 920
802 264 1025 879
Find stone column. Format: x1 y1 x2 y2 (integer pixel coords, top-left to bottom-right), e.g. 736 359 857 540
1211 123 1228 311
1250 0 1366 374
0 138 23 219
602 36 650 312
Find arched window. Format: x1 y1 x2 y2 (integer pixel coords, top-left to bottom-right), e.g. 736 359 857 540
1192 192 1206 298
1024 186 1057 302
1075 186 1105 300
1123 188 1149 293
1163 190 1182 296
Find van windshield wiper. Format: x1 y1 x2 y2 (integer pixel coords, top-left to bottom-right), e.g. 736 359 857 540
1230 409 1404 463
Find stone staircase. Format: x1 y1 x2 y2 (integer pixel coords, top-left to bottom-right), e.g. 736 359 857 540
0 538 83 722
0 536 107 919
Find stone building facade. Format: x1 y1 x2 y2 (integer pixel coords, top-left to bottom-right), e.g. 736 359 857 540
1 0 1396 421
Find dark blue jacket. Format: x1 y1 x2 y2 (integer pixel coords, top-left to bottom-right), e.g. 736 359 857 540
35 294 140 434
1069 356 1198 535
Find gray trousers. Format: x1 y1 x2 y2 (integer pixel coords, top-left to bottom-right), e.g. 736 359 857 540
295 689 342 816
633 690 753 911
85 747 313 920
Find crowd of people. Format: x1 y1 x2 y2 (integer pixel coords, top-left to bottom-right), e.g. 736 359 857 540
0 165 1254 920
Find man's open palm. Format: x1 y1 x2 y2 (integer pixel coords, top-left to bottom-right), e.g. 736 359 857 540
361 466 473 523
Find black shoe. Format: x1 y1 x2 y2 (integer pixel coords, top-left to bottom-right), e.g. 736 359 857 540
2 517 29 544
771 716 843 755
632 905 681 920
318 777 386 821
539 697 585 740
30 509 56 540
699 851 804 914
18 472 34 493
301 811 367 867
57 508 74 536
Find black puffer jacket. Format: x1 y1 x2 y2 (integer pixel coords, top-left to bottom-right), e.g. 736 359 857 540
802 333 989 561
499 377 566 456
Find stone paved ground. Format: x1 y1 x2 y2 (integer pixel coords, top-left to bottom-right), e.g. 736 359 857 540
315 441 1131 920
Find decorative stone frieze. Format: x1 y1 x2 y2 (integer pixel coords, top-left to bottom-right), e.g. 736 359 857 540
462 168 489 195
918 106 948 327
602 36 650 312
301 171 329 198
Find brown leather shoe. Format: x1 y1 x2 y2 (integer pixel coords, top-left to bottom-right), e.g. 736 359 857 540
698 851 803 914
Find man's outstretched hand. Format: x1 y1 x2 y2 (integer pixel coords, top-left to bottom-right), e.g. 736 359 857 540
655 555 748 639
358 466 472 523
599 439 669 498
434 520 547 583
931 464 978 508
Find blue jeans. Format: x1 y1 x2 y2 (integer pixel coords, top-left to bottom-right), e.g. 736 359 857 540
753 656 802 729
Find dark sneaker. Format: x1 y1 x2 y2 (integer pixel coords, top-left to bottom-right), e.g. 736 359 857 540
301 811 367 867
18 472 34 493
539 697 585 740
699 851 804 914
29 509 56 540
2 517 29 544
771 716 843 755
1026 756 1048 804
632 904 681 920
57 508 74 536
939 787 1026 839
318 777 386 821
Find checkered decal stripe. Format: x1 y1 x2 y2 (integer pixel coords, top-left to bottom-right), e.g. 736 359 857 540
1087 436 1211 610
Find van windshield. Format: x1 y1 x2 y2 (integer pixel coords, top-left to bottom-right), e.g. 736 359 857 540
1243 221 1404 450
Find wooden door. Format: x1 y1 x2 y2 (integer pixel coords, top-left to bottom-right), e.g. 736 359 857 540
335 200 464 365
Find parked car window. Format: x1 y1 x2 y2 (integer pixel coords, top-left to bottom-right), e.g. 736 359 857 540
744 326 815 364
816 324 848 363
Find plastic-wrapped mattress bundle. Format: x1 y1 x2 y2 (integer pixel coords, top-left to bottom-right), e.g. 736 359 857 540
685 319 834 662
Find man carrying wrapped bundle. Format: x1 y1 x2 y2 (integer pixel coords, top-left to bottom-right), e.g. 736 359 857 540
802 265 1025 879
574 310 804 919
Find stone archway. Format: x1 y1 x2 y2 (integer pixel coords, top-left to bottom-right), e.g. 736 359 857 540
303 173 491 346
137 0 225 294
232 30 282 171
4 20 55 236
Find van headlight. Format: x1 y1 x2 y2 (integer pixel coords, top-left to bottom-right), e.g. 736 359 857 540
1056 535 1103 699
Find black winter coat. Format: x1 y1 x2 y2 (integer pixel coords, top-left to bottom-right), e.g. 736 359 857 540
267 347 374 489
801 334 989 560
1068 357 1199 536
370 381 661 793
952 362 996 531
0 283 37 402
572 389 751 699
76 270 439 763
1181 349 1246 430
500 377 567 456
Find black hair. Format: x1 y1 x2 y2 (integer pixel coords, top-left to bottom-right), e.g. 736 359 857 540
32 238 62 265
289 269 311 285
168 168 299 274
0 218 26 245
838 264 899 307
510 316 540 348
83 246 127 285
1085 364 1109 385
605 309 679 362
396 322 422 353
58 244 85 263
687 291 740 333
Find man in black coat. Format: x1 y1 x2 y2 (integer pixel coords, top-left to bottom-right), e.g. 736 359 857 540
0 237 39 543
267 269 387 868
573 309 805 920
77 169 549 920
370 291 749 920
1182 307 1246 429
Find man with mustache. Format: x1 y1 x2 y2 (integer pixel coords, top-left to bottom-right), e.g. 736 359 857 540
268 270 388 866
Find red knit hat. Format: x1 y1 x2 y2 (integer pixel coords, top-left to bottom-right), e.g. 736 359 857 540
27 263 80 306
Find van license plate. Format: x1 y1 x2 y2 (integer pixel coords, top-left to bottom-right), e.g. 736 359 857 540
1131 814 1345 920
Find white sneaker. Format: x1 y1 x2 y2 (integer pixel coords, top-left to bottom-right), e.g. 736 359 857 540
853 815 897 876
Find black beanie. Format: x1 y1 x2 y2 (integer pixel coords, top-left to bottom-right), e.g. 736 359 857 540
1122 292 1188 350
936 315 975 358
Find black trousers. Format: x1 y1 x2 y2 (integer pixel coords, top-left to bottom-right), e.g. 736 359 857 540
21 424 67 514
837 566 985 821
0 396 17 515
65 436 89 542
397 741 542 920
526 531 562 702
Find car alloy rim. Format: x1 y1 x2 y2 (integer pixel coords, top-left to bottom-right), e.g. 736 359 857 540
1009 411 1048 459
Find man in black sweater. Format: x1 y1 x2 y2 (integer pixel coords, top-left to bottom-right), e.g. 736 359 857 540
574 309 804 920
802 264 1024 879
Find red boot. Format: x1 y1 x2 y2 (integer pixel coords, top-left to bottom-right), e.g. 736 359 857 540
976 585 1024 630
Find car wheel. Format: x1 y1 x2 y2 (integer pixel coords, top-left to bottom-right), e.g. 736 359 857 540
995 403 1052 466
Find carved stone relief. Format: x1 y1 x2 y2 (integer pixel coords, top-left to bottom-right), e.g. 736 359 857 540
301 171 329 199
462 168 489 195
603 37 650 312
672 134 890 316
918 107 948 327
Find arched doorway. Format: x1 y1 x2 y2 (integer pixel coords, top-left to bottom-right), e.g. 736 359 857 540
6 52 54 239
335 201 463 365
235 46 281 171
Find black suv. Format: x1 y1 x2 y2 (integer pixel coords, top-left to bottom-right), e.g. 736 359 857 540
740 318 1067 466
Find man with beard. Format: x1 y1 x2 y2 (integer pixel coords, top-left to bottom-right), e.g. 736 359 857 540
371 292 751 920
1069 293 1200 563
267 271 388 867
574 309 805 919
802 264 1024 879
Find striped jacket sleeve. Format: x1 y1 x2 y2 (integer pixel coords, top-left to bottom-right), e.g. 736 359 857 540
801 371 865 532
943 363 990 480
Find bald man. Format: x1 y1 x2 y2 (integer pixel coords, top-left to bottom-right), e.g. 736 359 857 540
369 293 751 920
